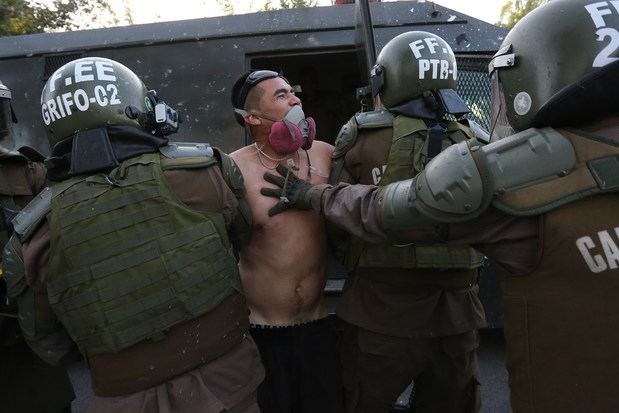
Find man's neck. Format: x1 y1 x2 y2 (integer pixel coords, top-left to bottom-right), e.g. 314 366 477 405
253 139 304 174
253 136 298 160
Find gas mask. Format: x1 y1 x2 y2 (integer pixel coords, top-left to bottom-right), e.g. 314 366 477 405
266 105 315 154
237 105 316 155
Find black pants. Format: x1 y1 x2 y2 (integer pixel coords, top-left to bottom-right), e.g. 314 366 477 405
250 317 345 413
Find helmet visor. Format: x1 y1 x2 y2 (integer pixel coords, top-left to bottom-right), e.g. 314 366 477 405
0 99 10 138
489 71 515 141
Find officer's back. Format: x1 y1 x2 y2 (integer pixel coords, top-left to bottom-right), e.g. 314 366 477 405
4 57 263 412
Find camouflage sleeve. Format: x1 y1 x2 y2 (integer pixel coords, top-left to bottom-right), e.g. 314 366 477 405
4 226 80 365
215 150 253 251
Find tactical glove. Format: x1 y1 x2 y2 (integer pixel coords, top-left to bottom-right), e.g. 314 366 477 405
261 164 314 216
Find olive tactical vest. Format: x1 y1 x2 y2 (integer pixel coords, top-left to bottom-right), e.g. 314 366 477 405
332 111 484 270
46 152 241 356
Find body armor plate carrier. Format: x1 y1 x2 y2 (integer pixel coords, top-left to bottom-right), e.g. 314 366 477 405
333 111 485 270
46 152 241 356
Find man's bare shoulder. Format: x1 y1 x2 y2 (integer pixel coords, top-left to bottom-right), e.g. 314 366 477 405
230 145 255 164
309 140 334 158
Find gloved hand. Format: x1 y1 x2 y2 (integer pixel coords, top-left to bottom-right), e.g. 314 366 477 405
261 164 315 216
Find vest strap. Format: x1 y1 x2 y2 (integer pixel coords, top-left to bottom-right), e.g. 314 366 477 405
589 155 619 190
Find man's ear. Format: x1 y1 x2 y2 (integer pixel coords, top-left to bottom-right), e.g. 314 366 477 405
245 112 262 126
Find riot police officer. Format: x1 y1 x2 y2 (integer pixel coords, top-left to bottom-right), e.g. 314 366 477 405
0 79 75 413
4 58 263 412
328 31 484 413
261 1 619 411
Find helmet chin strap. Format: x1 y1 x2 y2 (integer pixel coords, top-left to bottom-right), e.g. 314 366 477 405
235 108 282 124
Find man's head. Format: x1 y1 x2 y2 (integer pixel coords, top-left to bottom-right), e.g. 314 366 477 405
40 57 179 148
370 31 458 109
232 70 298 127
488 0 619 139
232 70 314 154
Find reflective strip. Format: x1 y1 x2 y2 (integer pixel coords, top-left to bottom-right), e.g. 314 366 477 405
69 222 175 268
159 222 217 253
62 205 169 248
61 187 161 228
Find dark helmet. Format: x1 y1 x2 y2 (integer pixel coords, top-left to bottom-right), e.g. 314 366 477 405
488 0 619 138
371 31 458 108
40 57 179 147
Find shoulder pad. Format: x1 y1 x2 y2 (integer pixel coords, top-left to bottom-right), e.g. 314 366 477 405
12 186 52 241
416 141 488 221
159 142 214 159
479 127 576 195
493 127 619 215
212 147 245 194
355 110 393 129
414 127 578 222
333 116 358 159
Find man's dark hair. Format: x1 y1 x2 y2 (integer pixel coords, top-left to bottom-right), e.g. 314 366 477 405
231 70 287 126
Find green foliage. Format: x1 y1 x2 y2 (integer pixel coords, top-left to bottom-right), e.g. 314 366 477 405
263 0 318 11
497 0 547 29
0 0 117 36
280 0 318 8
216 0 235 15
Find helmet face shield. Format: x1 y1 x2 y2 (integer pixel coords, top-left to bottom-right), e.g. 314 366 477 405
489 71 515 141
0 99 10 138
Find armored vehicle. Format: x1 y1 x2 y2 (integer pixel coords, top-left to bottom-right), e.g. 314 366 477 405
0 0 507 326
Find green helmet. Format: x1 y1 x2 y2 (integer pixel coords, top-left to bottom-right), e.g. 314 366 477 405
40 57 152 147
489 0 619 138
371 31 458 108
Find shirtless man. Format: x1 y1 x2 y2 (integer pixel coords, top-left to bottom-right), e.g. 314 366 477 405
230 70 343 413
